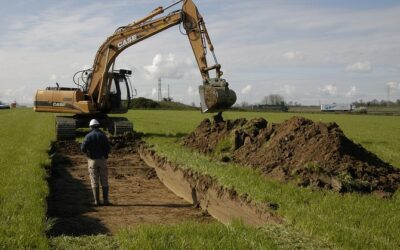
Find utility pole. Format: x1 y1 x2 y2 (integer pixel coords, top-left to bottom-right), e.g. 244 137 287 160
168 84 170 100
158 78 162 101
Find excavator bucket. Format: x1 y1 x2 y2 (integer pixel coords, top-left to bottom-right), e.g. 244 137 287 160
199 78 237 113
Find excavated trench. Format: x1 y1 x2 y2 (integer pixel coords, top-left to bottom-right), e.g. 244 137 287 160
46 135 213 236
46 116 400 237
47 133 279 236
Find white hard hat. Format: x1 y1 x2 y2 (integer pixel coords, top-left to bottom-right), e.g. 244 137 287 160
89 119 100 127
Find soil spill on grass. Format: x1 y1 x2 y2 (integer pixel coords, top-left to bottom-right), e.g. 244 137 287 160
47 134 212 236
184 117 400 197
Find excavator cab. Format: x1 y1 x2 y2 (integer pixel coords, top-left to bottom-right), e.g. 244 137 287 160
105 69 135 114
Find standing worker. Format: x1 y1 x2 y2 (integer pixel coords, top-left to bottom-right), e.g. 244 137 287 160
81 119 111 206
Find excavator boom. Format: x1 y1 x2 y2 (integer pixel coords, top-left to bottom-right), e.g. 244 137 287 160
34 0 236 140
88 0 236 112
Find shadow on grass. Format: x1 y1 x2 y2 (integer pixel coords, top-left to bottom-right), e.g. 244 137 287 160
46 144 109 236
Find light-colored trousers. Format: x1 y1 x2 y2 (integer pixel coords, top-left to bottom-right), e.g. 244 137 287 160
88 158 108 188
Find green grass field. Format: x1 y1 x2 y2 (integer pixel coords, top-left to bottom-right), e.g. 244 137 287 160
0 109 53 248
127 110 400 249
128 110 400 167
1 108 399 249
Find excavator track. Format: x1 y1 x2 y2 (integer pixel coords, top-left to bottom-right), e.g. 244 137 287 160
110 118 134 136
56 117 76 141
55 116 133 141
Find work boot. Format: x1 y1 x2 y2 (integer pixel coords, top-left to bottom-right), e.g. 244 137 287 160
92 187 100 206
102 187 111 205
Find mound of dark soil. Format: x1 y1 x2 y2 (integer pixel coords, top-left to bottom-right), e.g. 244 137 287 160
183 117 400 196
108 132 144 154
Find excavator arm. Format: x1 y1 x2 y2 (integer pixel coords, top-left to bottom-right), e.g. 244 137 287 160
34 0 235 118
88 0 236 112
34 0 236 140
88 10 182 105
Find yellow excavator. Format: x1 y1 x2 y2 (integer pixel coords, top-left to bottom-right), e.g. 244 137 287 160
34 0 236 140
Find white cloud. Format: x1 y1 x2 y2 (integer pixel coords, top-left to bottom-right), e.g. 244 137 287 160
0 86 34 104
282 84 296 96
241 84 252 94
386 81 400 100
283 51 304 61
386 81 399 88
321 84 337 96
345 61 372 73
1 1 400 106
143 53 194 80
2 6 116 51
345 86 357 97
139 91 147 97
70 62 79 69
187 86 198 96
151 88 157 98
273 84 296 96
50 74 57 81
386 81 400 95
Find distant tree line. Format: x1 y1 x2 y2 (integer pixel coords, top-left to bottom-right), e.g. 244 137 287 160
261 94 285 106
238 94 303 108
236 94 290 111
352 99 400 107
128 97 197 110
238 96 400 109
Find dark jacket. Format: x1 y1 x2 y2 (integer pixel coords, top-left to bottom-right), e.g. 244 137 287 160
81 129 110 159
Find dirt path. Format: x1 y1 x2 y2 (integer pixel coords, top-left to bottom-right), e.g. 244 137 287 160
47 140 212 236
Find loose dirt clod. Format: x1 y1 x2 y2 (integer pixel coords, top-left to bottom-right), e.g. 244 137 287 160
183 117 400 196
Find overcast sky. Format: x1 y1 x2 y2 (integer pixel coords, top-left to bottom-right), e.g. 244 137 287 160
1 0 400 106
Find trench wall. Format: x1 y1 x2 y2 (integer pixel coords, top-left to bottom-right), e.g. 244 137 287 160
139 146 282 226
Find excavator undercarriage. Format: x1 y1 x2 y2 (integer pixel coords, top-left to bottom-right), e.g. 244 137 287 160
56 115 133 141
